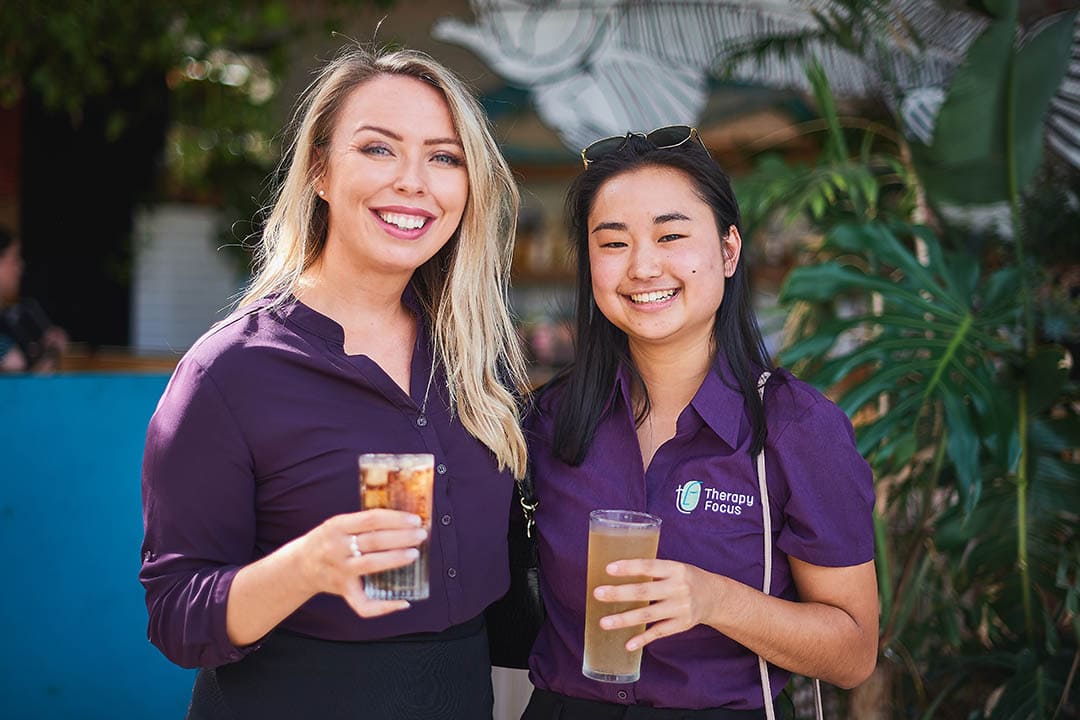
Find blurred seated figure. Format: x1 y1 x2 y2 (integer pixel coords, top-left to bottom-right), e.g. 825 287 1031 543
0 227 67 373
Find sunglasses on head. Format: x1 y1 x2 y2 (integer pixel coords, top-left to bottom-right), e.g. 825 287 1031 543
580 125 707 169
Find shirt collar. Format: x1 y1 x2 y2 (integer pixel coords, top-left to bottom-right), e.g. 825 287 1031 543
611 363 632 414
690 354 747 450
273 283 426 346
603 355 747 449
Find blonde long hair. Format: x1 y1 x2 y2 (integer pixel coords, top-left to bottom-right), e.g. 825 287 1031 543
241 44 529 478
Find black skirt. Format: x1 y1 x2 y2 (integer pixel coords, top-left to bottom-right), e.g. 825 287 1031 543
188 615 493 720
521 688 772 720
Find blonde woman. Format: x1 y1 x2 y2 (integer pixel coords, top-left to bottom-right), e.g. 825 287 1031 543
139 44 528 719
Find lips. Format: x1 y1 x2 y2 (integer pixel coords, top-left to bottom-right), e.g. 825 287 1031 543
370 206 436 239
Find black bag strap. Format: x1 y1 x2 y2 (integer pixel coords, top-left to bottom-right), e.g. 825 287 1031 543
517 455 538 538
503 367 538 536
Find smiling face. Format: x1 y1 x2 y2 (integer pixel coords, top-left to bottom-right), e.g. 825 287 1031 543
316 74 469 282
587 165 741 354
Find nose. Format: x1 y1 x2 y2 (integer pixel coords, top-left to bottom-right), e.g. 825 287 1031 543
627 240 662 280
394 156 428 196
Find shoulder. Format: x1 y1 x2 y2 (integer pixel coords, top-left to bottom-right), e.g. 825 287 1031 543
523 372 572 445
149 302 290 437
178 299 287 378
763 368 855 443
155 301 299 415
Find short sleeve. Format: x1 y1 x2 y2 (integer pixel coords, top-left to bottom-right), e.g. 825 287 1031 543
770 394 875 567
139 355 260 668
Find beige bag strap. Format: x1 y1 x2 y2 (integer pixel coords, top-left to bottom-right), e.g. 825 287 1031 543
755 371 824 720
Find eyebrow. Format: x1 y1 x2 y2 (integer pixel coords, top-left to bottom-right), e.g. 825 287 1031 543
355 124 462 147
655 212 692 224
590 212 693 234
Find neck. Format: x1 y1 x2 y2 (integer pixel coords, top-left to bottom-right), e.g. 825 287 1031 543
629 331 714 417
297 252 411 331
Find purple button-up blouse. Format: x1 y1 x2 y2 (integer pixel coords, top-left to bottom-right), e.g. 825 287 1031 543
525 359 874 710
139 297 512 669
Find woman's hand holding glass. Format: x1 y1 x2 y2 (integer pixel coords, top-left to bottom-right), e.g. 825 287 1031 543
295 509 427 618
593 559 718 652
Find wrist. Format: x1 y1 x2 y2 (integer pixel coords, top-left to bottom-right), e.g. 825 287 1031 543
703 572 736 633
282 532 319 598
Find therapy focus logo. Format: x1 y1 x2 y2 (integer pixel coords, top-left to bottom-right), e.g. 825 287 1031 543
675 480 755 516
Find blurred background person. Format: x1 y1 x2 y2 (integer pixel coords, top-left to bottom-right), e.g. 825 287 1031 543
0 226 68 373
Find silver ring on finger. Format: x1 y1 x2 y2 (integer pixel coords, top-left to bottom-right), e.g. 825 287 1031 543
349 534 363 559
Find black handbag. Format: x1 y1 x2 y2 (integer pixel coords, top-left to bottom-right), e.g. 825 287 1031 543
485 457 544 669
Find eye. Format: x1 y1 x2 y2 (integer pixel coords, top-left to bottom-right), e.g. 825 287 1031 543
658 233 683 243
432 151 464 167
598 240 627 249
360 143 393 157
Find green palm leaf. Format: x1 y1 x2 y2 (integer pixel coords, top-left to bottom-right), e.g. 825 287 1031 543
779 221 1019 506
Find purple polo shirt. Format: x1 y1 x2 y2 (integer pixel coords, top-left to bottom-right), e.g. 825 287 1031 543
140 296 512 669
525 359 874 709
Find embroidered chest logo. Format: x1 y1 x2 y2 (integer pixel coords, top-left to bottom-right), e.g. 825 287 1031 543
675 480 702 513
675 481 755 516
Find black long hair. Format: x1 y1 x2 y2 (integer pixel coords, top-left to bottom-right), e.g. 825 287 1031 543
552 135 772 465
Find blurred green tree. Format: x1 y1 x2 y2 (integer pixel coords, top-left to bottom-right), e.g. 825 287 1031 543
0 0 390 346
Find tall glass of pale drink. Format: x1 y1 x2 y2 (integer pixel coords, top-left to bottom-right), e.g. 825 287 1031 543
358 453 434 600
582 509 662 683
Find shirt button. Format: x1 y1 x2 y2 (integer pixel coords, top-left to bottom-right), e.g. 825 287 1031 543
436 463 447 475
447 567 458 578
440 514 452 526
416 415 427 427
617 690 628 700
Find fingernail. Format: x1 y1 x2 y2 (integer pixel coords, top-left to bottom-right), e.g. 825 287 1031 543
607 562 619 573
409 515 422 526
627 641 639 651
416 529 428 541
407 548 420 559
600 617 613 629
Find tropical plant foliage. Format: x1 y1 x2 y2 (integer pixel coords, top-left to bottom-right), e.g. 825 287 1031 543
0 0 392 249
736 1 1080 717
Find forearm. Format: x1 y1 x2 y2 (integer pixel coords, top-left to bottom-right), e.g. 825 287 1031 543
705 574 877 688
226 534 317 646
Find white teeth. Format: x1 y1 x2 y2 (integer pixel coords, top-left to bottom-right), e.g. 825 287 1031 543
378 211 428 230
630 289 677 304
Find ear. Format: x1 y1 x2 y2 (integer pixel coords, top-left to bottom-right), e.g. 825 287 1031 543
721 225 742 278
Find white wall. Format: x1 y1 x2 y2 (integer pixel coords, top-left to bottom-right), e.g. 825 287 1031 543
131 204 244 354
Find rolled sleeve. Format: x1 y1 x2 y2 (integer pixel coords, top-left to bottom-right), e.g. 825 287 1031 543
771 397 875 567
139 356 260 668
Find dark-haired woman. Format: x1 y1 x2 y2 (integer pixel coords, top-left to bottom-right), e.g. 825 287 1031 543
522 128 878 719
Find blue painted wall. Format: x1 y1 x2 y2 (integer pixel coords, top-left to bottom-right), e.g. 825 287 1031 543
0 375 194 719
